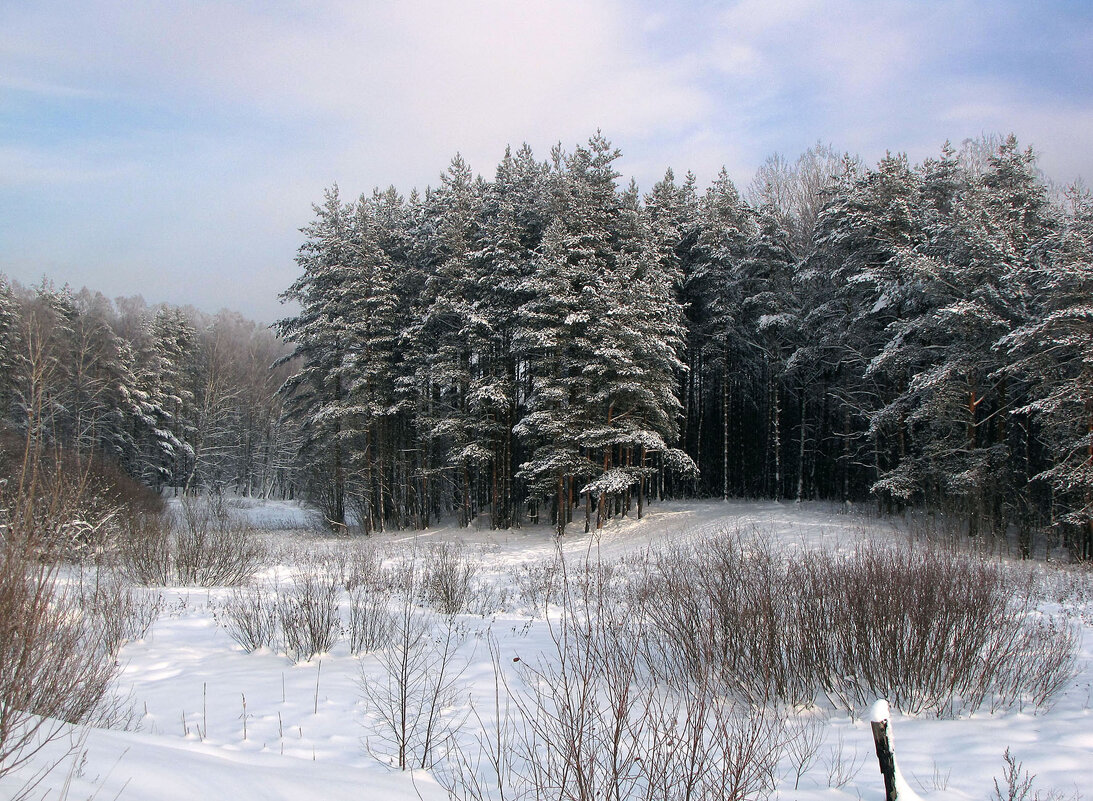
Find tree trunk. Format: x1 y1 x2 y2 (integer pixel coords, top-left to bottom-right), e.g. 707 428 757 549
771 371 782 500
722 366 730 501
556 474 565 536
796 388 807 502
968 386 980 537
597 404 613 530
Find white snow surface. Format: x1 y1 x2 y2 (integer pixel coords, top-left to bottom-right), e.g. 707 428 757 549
164 495 324 530
869 698 891 724
4 499 1091 801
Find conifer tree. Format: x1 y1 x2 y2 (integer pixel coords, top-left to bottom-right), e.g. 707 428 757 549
276 186 357 526
1002 185 1092 556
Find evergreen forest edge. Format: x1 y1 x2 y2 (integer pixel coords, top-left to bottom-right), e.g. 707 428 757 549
2 132 1091 558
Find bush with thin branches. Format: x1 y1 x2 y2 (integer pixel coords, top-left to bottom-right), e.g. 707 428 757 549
420 541 478 614
348 583 396 655
0 442 122 793
174 498 268 587
118 497 268 587
219 581 280 652
279 568 342 662
361 563 470 771
638 531 1079 717
441 554 786 801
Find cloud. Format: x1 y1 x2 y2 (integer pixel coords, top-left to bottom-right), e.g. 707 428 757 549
1 0 1091 321
2 1 711 179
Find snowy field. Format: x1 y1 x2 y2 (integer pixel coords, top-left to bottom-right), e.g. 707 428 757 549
5 500 1091 801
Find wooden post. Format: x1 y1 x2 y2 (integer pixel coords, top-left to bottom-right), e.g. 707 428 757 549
871 717 898 801
869 699 906 801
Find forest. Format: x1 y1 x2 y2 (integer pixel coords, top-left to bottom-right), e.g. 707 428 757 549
0 285 296 498
2 132 1090 556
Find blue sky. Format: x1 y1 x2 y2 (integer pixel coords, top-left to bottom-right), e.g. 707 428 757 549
2 0 1091 323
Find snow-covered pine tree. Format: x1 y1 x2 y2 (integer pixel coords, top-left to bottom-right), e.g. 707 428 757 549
646 169 706 497
1001 185 1091 556
276 185 358 527
871 137 1052 533
691 169 756 498
337 192 405 532
148 306 200 492
400 154 488 527
470 145 550 528
66 290 141 465
807 152 920 504
512 213 592 535
742 203 800 499
0 276 20 426
514 134 694 533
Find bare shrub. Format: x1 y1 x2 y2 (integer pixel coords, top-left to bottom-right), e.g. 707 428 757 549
463 579 511 617
986 615 1079 712
79 570 163 655
823 731 864 788
361 569 469 770
813 542 1079 715
783 713 826 790
0 434 163 565
639 530 1079 717
421 542 478 614
0 448 120 791
348 583 396 654
344 543 385 591
279 568 341 662
174 500 268 587
116 512 172 585
640 534 815 706
118 497 269 588
219 582 279 652
992 748 1037 801
449 554 786 801
509 555 562 616
297 539 385 592
295 544 350 586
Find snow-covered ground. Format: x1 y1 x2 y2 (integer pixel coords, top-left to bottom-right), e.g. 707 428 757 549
4 500 1090 801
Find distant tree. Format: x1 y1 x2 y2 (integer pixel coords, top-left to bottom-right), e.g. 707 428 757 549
276 186 357 527
1002 185 1093 556
0 277 20 425
689 169 755 498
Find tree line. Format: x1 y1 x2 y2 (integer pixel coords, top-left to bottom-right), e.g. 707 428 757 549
4 131 1089 557
276 132 1092 556
0 281 299 499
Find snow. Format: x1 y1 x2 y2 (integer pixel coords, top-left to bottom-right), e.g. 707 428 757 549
164 496 324 530
4 500 1091 801
869 699 891 724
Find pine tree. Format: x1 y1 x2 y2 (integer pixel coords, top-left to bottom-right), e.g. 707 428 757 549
807 152 920 503
276 186 358 527
870 137 1052 532
148 307 199 491
67 290 141 464
340 193 405 531
1002 185 1092 556
0 277 20 426
400 154 487 527
689 170 755 498
513 216 593 534
470 145 550 527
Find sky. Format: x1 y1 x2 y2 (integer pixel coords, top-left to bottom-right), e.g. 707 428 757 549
2 0 1091 324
